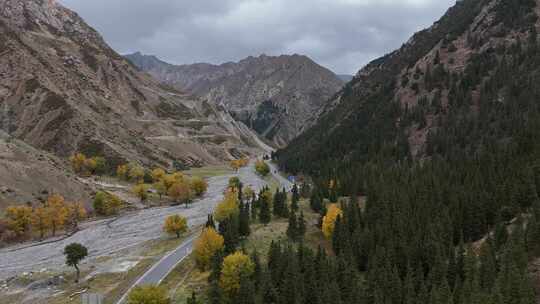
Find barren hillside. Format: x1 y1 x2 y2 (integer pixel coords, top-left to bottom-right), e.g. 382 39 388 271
126 52 344 147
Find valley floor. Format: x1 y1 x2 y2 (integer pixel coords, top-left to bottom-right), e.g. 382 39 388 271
0 161 267 282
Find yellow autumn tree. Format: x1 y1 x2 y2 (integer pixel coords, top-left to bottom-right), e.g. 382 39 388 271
128 164 145 183
83 157 97 175
46 194 69 236
106 194 123 214
231 158 249 171
5 205 33 237
132 184 149 202
230 159 241 171
93 191 123 215
117 164 129 180
69 153 87 174
66 202 87 230
168 181 193 207
322 204 343 239
214 190 239 222
191 177 208 197
230 158 247 170
171 172 185 182
194 227 224 270
163 215 188 238
219 252 255 297
127 285 170 304
151 168 166 182
31 206 51 239
162 173 182 191
254 160 270 176
154 179 168 200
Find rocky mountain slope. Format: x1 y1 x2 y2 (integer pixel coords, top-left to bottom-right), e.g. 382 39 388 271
125 52 344 147
0 131 91 208
0 0 266 206
278 0 540 174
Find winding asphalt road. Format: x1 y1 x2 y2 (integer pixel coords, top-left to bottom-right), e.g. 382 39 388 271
115 235 197 304
116 160 292 303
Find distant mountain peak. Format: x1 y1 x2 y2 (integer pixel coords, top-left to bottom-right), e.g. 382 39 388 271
126 52 344 147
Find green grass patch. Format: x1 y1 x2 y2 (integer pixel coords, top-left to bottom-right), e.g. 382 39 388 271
244 219 288 260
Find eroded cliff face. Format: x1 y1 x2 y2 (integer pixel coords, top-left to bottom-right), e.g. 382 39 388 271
0 0 267 205
126 53 344 147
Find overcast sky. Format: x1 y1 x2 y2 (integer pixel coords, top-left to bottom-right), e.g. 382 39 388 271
60 0 456 75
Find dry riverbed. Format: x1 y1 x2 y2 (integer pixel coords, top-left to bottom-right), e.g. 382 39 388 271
0 162 268 303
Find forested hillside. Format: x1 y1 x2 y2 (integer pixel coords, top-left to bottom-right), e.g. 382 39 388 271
270 0 540 303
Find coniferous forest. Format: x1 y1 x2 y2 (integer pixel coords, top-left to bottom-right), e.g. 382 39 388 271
241 0 540 304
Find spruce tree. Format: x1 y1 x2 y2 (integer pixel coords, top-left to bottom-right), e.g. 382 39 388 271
236 277 256 304
206 214 216 229
208 279 222 304
287 212 298 241
251 250 262 290
251 196 258 222
223 215 239 254
187 292 198 304
272 188 282 217
291 184 300 212
479 238 497 291
259 270 279 304
403 266 416 304
310 192 323 213
208 249 224 283
298 212 307 240
332 216 343 255
267 241 282 284
260 198 271 224
239 201 251 237
238 182 244 203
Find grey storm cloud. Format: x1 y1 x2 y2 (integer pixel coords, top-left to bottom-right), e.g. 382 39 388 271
60 0 456 74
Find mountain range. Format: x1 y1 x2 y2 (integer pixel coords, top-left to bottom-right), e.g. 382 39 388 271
2 0 540 303
125 52 344 147
0 0 269 205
